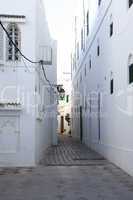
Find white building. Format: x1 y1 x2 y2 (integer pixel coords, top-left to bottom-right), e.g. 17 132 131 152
71 0 133 176
0 0 57 167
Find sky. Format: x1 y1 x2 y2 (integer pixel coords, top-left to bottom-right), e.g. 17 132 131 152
43 0 80 83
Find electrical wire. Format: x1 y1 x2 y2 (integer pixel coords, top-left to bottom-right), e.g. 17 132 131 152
41 63 52 88
41 62 57 94
0 20 57 95
21 56 33 73
0 21 40 64
41 65 56 95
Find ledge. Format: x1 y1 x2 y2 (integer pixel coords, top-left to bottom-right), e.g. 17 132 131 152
0 14 26 23
0 14 25 19
0 107 22 111
0 103 22 111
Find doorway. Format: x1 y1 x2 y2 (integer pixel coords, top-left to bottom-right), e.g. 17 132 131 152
98 93 101 141
60 116 64 134
80 106 83 143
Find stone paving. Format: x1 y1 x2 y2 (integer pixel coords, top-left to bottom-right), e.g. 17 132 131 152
41 135 106 166
0 135 133 200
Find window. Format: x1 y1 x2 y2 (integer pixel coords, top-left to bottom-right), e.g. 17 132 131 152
66 95 69 103
128 54 133 84
97 39 100 56
89 59 92 69
129 0 133 8
129 64 133 84
110 22 113 37
97 45 100 56
86 11 89 36
110 79 114 94
7 23 21 62
109 15 113 37
98 0 102 6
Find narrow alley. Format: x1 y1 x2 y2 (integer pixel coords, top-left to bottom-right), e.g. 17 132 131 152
1 0 133 199
0 136 133 200
42 135 106 166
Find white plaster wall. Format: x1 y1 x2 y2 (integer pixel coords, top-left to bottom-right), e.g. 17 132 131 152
72 0 133 176
0 0 57 166
0 0 37 167
35 0 57 163
0 68 36 167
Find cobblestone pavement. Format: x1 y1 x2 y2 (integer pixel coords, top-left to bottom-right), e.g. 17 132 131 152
0 135 133 200
41 135 106 166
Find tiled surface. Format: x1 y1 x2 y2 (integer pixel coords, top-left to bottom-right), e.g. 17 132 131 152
0 165 133 200
41 135 106 166
0 135 133 199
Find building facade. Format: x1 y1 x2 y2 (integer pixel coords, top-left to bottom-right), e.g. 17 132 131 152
71 0 133 176
0 0 57 167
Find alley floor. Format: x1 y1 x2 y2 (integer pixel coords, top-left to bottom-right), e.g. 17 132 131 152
0 136 133 200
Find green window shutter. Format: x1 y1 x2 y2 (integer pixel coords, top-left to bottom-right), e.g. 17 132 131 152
66 95 69 103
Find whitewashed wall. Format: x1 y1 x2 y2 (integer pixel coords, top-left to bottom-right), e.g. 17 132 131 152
35 0 57 163
72 0 133 176
0 0 57 166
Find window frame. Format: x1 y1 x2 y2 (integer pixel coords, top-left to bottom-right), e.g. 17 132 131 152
6 22 21 62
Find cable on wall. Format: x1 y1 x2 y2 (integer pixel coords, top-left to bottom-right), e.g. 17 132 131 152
0 21 40 64
40 61 57 94
0 20 58 95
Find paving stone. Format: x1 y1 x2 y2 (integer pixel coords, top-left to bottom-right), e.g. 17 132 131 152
41 135 106 166
0 135 133 199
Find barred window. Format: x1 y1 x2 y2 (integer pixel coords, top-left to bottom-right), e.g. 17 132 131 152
7 23 21 62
